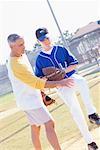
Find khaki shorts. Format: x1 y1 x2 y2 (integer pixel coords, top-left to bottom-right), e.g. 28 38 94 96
25 107 53 126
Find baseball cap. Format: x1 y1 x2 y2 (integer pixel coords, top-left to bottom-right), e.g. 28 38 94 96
35 27 49 41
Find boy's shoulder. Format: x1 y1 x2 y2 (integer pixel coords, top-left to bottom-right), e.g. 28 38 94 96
36 51 46 62
55 45 67 51
55 44 64 48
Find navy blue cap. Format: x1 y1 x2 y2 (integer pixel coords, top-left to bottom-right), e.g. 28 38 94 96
38 34 49 41
35 27 48 41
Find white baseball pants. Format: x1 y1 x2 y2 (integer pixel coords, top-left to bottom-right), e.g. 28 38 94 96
57 74 96 144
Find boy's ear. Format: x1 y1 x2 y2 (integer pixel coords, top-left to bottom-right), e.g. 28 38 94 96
10 45 13 49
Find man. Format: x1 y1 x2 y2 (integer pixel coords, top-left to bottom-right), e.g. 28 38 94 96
7 34 74 150
35 27 99 150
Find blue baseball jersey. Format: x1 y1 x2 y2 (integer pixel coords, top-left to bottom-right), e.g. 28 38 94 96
35 45 78 78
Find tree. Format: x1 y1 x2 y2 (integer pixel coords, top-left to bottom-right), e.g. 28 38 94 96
33 42 41 51
55 30 73 45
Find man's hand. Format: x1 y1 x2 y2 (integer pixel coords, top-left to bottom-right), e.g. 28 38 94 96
44 78 74 88
57 78 74 88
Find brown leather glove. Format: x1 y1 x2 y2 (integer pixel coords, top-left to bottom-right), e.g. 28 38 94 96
42 67 66 81
41 91 55 106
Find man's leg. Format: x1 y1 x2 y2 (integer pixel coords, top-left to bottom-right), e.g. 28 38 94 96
25 108 61 149
45 120 61 150
31 125 42 150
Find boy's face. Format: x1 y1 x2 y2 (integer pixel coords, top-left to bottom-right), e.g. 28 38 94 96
39 37 52 50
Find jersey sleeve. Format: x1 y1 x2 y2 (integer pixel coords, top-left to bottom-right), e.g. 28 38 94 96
10 58 46 90
35 57 44 77
63 47 78 65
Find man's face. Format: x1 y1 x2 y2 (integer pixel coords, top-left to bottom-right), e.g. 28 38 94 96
11 38 25 56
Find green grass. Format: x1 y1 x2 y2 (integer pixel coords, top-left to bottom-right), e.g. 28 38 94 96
0 92 14 103
0 92 15 111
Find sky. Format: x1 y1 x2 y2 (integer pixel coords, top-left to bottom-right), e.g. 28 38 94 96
0 0 99 64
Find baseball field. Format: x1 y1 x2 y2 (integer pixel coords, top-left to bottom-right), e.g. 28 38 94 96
0 72 100 150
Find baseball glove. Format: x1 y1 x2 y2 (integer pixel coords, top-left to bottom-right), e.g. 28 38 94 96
42 67 66 81
41 91 55 106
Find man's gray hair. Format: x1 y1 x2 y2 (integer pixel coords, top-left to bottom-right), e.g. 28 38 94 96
7 34 21 44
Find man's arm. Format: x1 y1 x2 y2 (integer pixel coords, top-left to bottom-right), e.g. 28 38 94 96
11 58 46 90
45 78 74 88
11 58 74 90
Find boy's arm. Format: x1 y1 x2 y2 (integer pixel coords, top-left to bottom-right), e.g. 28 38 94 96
35 58 44 77
64 64 78 73
63 47 78 73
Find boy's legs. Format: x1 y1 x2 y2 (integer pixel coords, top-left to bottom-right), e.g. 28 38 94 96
71 74 96 115
71 74 100 125
57 87 93 144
